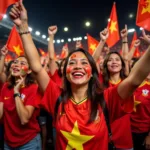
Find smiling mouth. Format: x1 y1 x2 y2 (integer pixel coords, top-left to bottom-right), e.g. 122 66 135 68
72 72 85 78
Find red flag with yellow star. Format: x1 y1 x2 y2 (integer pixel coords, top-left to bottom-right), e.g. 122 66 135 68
5 54 13 62
136 0 150 31
60 43 68 59
106 2 120 47
87 34 99 55
7 26 24 56
39 48 47 57
0 0 18 20
130 31 141 58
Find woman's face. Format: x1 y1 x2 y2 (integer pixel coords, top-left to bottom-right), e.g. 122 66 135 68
66 51 92 86
11 57 30 77
107 53 122 74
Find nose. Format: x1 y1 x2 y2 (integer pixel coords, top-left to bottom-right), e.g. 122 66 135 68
74 61 82 70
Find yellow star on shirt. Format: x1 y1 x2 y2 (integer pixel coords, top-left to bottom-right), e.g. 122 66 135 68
133 96 141 112
13 45 23 56
60 121 94 150
109 21 117 34
141 0 150 14
90 44 97 51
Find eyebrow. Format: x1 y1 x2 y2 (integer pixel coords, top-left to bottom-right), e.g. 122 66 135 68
69 58 88 61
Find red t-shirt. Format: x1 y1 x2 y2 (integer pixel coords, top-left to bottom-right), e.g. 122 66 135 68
131 80 150 133
99 76 133 148
0 83 41 147
50 70 62 88
41 79 133 150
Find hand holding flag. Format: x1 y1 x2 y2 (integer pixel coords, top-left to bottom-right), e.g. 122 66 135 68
0 45 8 56
100 28 109 41
120 25 128 39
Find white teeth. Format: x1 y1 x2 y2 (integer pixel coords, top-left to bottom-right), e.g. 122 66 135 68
73 72 84 76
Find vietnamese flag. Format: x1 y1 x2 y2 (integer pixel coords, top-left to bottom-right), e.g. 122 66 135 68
106 2 120 47
0 0 18 20
130 31 141 58
5 54 13 62
60 43 68 59
87 34 99 55
7 26 24 56
136 0 150 31
39 48 47 57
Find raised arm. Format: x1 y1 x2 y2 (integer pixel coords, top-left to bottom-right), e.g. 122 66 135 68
121 25 129 60
0 45 8 83
9 0 49 92
92 28 109 62
48 26 58 75
128 39 141 61
118 30 150 99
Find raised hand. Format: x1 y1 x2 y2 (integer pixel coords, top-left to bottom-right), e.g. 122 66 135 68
9 0 28 27
1 45 8 56
48 26 58 36
100 28 109 41
140 29 150 44
121 24 128 39
133 39 141 48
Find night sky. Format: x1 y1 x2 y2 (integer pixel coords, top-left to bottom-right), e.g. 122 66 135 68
23 0 138 39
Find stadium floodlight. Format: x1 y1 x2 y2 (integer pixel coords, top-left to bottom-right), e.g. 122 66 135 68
128 28 135 33
78 37 82 40
3 14 7 19
64 27 69 32
28 27 33 32
35 31 40 36
68 38 71 42
84 36 87 40
108 18 111 22
61 39 64 43
140 27 143 30
42 35 46 39
57 40 61 43
47 37 50 41
129 13 134 18
53 40 55 43
73 38 77 41
85 21 91 27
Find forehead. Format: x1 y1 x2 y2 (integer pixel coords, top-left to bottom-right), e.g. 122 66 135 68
15 57 28 62
69 52 87 60
109 53 120 59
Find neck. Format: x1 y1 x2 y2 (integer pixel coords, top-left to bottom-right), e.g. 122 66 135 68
71 84 88 103
109 73 121 83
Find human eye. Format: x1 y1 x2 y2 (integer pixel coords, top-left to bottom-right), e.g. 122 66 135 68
68 60 75 65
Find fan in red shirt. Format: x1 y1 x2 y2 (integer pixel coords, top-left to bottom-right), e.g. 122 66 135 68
93 27 133 149
130 58 150 150
0 56 41 149
9 2 150 149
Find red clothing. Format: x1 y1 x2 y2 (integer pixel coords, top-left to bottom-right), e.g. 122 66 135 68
50 70 62 88
131 80 150 133
100 77 133 148
41 79 133 150
0 83 41 147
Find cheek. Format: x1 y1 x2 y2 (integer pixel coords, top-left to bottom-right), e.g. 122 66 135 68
85 67 92 77
66 66 73 74
21 66 29 74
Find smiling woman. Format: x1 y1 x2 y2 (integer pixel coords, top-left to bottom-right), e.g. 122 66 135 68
0 56 42 150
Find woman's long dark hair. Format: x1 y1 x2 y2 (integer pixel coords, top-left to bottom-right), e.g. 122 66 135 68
7 56 35 89
55 48 104 123
58 59 66 77
103 51 126 88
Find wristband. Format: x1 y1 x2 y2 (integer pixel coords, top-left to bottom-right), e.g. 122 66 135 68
122 41 128 43
14 93 21 98
19 31 30 36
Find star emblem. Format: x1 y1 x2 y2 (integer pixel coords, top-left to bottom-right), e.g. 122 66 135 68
141 0 150 14
90 44 97 51
109 21 117 34
60 121 94 150
13 45 23 56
